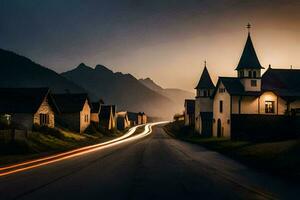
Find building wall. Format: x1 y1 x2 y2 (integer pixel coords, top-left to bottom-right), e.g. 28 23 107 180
90 113 99 123
79 100 91 133
195 97 213 134
290 100 300 110
57 113 80 132
240 78 261 92
259 91 286 115
213 82 231 137
241 96 259 114
33 97 55 128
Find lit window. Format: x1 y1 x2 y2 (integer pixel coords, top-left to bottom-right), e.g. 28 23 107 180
265 101 275 113
251 80 257 87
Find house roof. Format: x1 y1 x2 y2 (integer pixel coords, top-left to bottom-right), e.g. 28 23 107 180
99 105 112 120
236 34 263 70
262 68 300 99
214 77 260 96
195 66 215 89
127 112 139 121
0 87 57 113
184 99 195 114
52 93 89 113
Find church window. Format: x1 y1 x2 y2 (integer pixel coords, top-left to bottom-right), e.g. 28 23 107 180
203 90 207 97
253 71 257 78
251 80 257 87
248 71 252 78
265 101 275 113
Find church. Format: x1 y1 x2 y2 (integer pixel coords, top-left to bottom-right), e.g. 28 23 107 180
193 25 300 140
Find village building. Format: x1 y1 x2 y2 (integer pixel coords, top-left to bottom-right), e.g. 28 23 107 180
184 99 195 126
0 88 58 130
128 112 142 126
90 99 104 123
52 93 91 133
194 64 215 136
139 112 147 124
116 111 130 130
98 105 116 130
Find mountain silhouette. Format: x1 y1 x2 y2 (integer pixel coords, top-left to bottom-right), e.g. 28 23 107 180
0 48 86 94
61 64 178 119
139 78 194 113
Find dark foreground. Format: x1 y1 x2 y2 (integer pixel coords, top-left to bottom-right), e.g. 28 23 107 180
0 125 298 200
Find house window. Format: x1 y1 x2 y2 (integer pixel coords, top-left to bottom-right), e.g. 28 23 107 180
84 115 89 122
40 114 49 125
265 101 275 113
219 88 225 93
251 80 257 87
219 100 223 113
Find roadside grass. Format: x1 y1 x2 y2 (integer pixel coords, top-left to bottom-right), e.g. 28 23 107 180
164 121 300 180
0 125 127 166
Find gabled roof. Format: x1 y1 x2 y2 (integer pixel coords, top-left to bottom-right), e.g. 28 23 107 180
213 77 260 97
91 100 104 113
262 68 300 99
52 93 89 113
127 112 139 121
99 105 113 120
236 34 263 70
184 99 195 114
0 87 57 113
195 66 215 89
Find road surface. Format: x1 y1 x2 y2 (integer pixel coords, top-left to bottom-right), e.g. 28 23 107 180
0 124 298 200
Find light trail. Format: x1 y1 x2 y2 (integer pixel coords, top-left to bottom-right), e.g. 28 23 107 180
0 121 168 177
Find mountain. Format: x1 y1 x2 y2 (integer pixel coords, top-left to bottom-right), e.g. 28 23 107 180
0 48 85 94
139 78 195 112
61 64 178 119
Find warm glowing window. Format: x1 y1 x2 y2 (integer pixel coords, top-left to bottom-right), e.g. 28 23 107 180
84 114 89 122
251 80 257 87
40 114 49 125
265 101 275 113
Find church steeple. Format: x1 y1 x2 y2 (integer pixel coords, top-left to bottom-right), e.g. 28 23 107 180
195 62 215 98
236 24 263 92
235 24 263 70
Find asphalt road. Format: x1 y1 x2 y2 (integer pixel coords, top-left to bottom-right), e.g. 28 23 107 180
0 124 299 200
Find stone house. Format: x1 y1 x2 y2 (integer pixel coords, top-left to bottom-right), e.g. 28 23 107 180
53 93 91 133
0 88 58 130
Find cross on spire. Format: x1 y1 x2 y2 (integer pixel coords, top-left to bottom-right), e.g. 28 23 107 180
246 23 251 34
204 60 207 67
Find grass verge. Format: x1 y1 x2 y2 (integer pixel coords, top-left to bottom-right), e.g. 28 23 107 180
164 120 300 181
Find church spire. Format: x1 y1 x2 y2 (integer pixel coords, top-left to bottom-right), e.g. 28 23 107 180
195 62 215 89
235 24 264 70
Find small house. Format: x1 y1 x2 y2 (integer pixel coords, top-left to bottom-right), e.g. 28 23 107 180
91 99 104 123
0 88 58 130
99 105 116 130
53 93 91 133
116 111 130 130
127 112 142 126
184 99 195 126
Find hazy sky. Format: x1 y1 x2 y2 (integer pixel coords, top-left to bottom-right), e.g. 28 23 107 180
1 0 300 91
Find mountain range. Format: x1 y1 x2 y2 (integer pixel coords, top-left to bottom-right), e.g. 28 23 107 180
0 48 194 119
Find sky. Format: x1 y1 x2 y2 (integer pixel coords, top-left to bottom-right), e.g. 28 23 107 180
1 0 300 92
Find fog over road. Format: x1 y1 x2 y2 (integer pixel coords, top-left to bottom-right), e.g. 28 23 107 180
0 124 298 200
